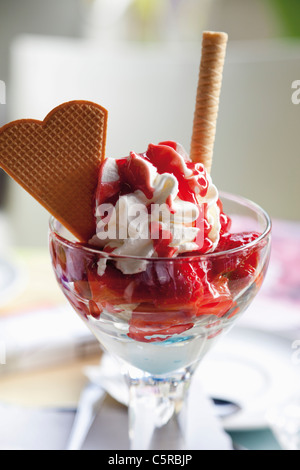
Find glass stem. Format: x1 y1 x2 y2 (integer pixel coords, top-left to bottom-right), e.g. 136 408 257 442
127 368 193 450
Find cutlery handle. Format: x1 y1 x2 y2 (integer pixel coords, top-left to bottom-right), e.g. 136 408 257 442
66 383 106 451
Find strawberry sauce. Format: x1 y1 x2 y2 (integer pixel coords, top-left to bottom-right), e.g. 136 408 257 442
50 142 264 344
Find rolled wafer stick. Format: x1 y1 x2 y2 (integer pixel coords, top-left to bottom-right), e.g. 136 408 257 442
190 31 228 173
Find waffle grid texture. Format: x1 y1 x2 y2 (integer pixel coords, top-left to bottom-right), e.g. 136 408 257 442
190 32 228 173
0 101 108 241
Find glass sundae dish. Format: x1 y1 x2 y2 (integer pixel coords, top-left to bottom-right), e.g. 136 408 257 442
49 141 271 449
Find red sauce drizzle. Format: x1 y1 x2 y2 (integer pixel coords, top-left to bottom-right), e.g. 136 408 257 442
94 141 217 255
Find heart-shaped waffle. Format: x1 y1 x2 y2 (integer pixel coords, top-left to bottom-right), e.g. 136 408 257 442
0 100 108 241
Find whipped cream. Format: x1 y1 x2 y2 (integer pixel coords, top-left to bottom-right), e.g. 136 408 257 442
91 142 221 275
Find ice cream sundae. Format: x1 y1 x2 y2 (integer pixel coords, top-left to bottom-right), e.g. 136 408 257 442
48 139 267 374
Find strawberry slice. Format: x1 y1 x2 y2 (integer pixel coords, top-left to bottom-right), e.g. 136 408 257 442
127 261 234 342
195 274 234 318
88 264 140 304
118 152 155 200
212 231 262 294
128 307 194 343
214 232 260 275
216 232 260 252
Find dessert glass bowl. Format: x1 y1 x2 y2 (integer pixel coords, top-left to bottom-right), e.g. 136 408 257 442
49 192 271 449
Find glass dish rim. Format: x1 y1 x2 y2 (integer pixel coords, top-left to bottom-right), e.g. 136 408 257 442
49 190 272 262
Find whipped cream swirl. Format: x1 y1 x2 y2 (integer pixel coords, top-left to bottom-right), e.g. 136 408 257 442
91 142 221 275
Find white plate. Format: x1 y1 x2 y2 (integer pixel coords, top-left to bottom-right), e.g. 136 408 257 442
197 327 300 431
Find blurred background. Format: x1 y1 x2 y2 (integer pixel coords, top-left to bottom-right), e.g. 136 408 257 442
0 0 299 247
0 1 300 451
